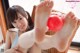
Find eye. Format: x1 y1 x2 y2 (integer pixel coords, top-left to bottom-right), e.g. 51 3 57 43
13 21 16 23
12 20 17 23
19 17 22 20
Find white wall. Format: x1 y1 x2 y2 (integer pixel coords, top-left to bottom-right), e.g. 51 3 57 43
53 0 80 17
9 0 40 15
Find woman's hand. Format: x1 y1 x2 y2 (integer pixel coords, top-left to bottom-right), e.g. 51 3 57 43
4 48 22 53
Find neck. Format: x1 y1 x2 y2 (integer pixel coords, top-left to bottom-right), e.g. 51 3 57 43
19 28 28 36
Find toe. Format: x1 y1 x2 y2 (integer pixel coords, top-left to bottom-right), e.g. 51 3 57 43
68 12 75 19
65 12 71 19
65 12 74 19
76 19 80 29
49 0 54 8
44 0 53 8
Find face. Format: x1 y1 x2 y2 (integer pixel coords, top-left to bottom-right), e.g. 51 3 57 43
12 13 28 32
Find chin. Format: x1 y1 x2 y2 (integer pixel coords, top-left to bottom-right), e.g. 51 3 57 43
20 27 27 32
23 28 27 31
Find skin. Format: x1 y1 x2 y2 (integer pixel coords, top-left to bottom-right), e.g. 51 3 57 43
12 13 28 32
33 0 80 52
34 1 80 52
4 0 80 53
18 0 80 52
4 12 31 53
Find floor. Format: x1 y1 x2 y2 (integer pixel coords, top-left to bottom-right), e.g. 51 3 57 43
0 44 80 53
68 50 80 53
68 46 80 53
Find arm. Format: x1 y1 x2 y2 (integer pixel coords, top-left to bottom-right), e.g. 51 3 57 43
4 30 22 53
4 28 19 50
4 48 22 53
4 31 11 51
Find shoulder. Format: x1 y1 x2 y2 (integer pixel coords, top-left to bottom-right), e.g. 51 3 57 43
6 28 18 38
8 28 18 32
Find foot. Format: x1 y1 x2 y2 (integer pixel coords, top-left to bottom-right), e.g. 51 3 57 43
34 0 53 42
55 12 80 52
35 0 53 29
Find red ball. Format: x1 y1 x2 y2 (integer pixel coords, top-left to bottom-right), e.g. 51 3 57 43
47 15 64 32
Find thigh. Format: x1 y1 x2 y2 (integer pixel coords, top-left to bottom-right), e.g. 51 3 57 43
18 30 35 49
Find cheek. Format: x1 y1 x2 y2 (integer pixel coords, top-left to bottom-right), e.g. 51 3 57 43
23 20 28 27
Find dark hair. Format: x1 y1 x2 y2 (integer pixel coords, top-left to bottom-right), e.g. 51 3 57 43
6 5 34 31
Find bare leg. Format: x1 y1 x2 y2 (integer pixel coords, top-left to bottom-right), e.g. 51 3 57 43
17 0 53 53
34 0 53 42
54 12 80 52
29 44 41 53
